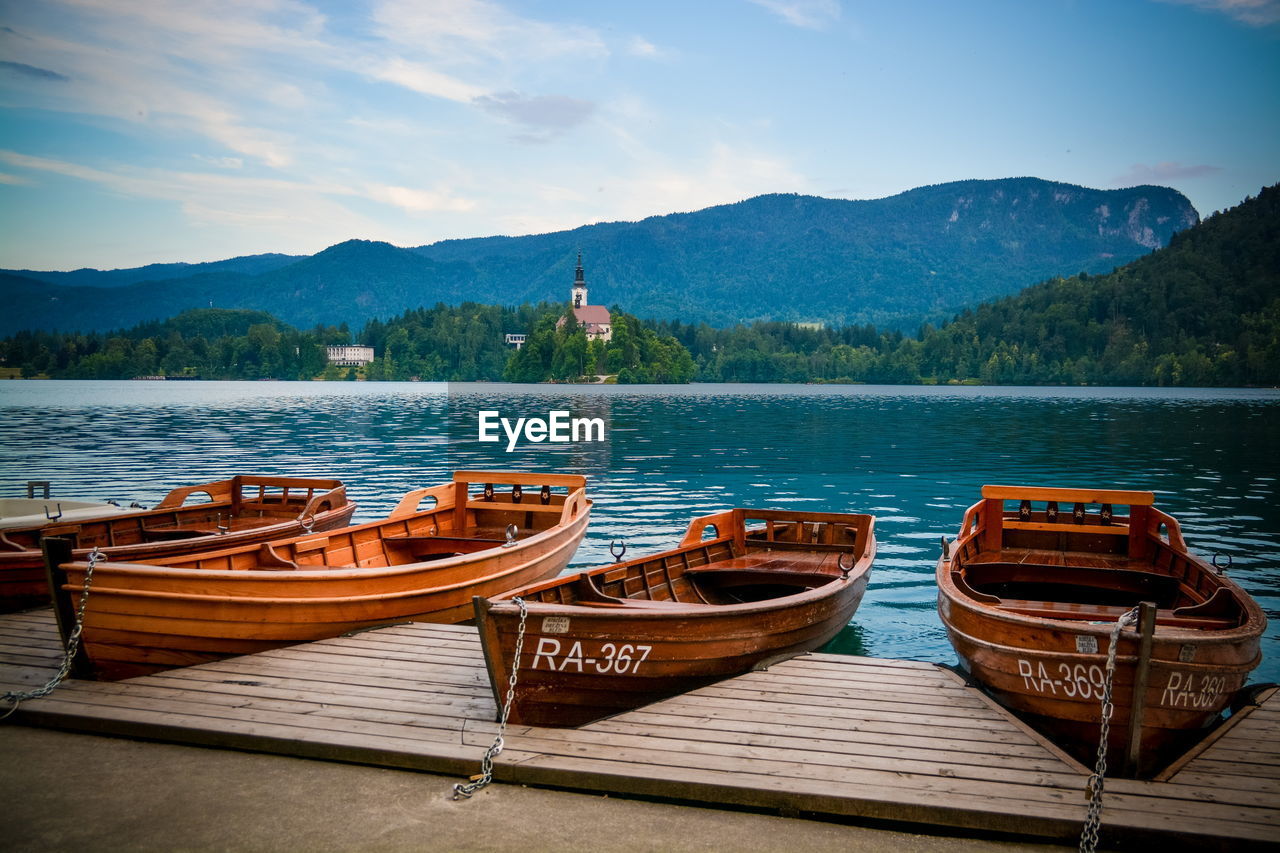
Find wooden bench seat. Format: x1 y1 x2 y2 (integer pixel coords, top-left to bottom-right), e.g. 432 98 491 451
386 534 506 546
682 552 840 593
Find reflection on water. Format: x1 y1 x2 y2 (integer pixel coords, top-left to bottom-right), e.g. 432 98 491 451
2 380 1278 682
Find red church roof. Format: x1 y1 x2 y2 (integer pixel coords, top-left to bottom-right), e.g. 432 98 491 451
572 305 610 325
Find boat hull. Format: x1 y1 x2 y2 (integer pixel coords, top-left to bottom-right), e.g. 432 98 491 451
938 568 1262 764
480 573 869 727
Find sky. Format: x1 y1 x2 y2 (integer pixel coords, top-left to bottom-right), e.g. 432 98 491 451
0 0 1277 271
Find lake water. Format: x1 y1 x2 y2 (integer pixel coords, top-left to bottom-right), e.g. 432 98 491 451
1 380 1277 683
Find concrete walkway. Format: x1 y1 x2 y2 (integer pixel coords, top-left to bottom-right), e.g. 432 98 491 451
0 726 1067 852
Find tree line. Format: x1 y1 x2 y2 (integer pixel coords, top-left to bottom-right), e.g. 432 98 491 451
0 303 697 383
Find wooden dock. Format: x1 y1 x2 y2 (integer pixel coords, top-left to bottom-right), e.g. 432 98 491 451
1 607 1275 849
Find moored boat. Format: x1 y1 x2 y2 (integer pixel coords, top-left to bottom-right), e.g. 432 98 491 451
937 485 1265 772
1 475 356 610
48 471 590 680
474 507 875 728
0 497 139 529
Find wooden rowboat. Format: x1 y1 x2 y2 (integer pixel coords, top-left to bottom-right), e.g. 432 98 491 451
1 475 356 610
48 471 591 680
474 508 875 728
937 485 1266 773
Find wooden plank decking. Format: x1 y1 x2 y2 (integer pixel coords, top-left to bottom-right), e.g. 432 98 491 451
1 607 1275 849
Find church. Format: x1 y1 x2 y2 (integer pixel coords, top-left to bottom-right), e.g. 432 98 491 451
556 252 612 343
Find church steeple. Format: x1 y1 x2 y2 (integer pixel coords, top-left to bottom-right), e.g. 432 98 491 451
571 250 587 309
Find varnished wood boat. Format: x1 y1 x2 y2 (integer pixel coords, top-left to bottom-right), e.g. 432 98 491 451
48 471 590 680
937 485 1266 772
474 508 875 728
1 475 356 610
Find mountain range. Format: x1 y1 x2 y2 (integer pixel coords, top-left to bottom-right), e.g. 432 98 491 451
1 177 1199 336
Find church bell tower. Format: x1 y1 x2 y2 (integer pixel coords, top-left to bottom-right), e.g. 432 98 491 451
571 251 587 309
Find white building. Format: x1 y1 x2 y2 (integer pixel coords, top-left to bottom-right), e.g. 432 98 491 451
326 345 375 366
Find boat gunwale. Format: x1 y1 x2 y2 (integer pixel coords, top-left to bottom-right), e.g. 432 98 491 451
936 556 1268 644
485 508 876 621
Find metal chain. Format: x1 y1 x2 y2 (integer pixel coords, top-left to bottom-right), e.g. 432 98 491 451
453 596 528 800
1079 605 1140 853
1 548 101 721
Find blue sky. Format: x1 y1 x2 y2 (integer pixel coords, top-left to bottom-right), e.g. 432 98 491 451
0 0 1277 270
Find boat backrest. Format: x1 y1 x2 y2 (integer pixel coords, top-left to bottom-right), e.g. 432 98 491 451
153 476 346 520
450 470 588 531
681 508 873 560
969 485 1156 560
230 476 347 520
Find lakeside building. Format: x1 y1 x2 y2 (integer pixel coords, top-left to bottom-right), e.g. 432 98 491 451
326 345 375 367
556 253 612 343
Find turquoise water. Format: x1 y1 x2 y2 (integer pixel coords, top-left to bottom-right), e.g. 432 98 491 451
1 380 1277 683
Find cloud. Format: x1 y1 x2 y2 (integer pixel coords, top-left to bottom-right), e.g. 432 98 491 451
0 60 69 82
372 57 487 103
0 148 481 228
1112 162 1223 185
1 0 610 179
0 147 405 251
492 139 806 237
627 36 660 58
0 148 333 199
1153 0 1280 26
371 0 608 64
365 183 477 213
746 0 841 29
0 172 32 185
193 154 244 169
475 91 596 140
0 4 319 168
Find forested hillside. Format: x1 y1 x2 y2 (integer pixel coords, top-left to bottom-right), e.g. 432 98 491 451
659 185 1278 385
2 185 1271 387
2 178 1195 335
914 184 1279 385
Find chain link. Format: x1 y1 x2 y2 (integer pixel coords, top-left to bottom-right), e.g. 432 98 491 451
453 596 528 800
1 548 101 720
1079 605 1139 853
